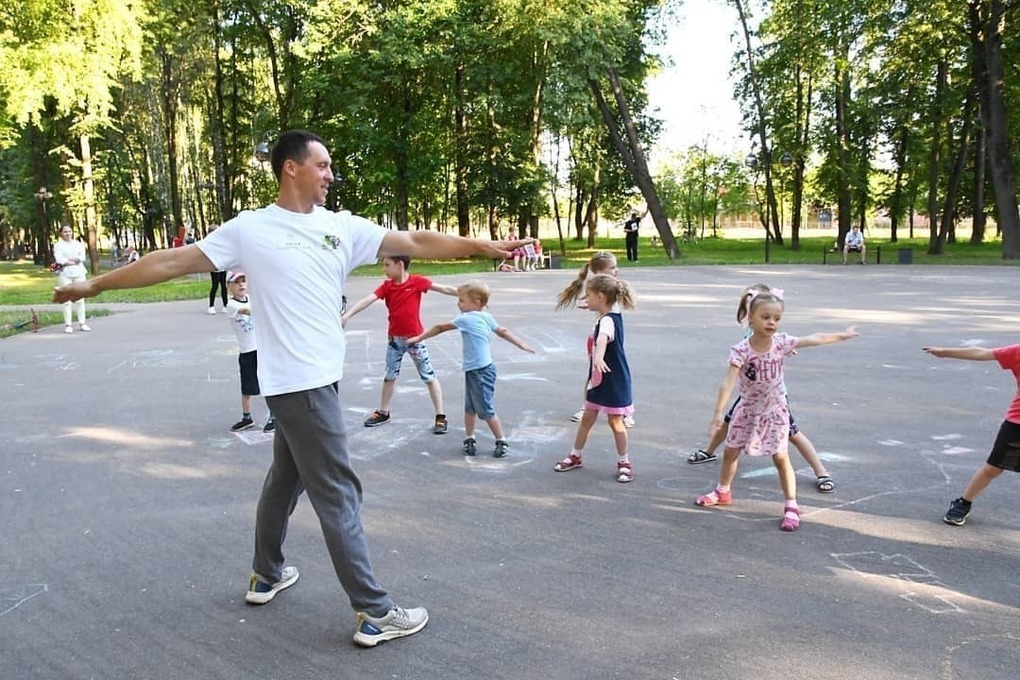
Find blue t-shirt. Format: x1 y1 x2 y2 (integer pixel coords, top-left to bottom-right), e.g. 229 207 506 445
452 310 499 371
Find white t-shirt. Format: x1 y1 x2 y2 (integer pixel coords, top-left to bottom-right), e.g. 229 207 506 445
226 296 257 354
197 205 386 396
53 239 87 278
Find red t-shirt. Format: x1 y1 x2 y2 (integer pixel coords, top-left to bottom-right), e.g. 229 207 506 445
994 344 1020 423
374 274 433 337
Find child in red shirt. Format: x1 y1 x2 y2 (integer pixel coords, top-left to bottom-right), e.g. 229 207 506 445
924 344 1020 525
343 256 458 433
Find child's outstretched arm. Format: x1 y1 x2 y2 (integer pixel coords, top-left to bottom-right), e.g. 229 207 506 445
430 283 459 297
709 365 740 439
340 293 379 327
923 346 996 361
407 322 456 345
795 326 859 348
495 326 536 354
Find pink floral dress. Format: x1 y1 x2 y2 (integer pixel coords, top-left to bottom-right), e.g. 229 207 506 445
725 333 798 457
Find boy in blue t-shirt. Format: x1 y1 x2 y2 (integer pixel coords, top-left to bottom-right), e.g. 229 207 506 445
408 280 535 457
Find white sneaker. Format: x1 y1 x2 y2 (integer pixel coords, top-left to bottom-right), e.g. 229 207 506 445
244 566 299 605
79 324 91 332
570 409 584 422
353 605 429 647
64 325 73 334
624 415 635 428
207 307 217 315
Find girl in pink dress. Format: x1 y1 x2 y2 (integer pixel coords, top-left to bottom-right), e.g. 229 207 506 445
695 290 857 531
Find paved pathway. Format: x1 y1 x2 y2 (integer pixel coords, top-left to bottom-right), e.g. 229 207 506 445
3 265 1019 679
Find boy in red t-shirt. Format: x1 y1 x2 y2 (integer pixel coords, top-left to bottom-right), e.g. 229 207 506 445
923 344 1020 525
343 256 458 433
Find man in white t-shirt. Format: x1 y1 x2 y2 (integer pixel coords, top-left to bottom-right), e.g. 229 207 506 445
843 225 866 264
54 129 531 648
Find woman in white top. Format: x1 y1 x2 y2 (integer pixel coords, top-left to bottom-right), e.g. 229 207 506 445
52 225 90 333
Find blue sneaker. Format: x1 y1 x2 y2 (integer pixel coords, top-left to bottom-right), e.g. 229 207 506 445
353 605 429 647
245 566 299 605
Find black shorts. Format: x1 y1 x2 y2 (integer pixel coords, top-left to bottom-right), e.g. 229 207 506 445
238 350 260 397
987 420 1020 472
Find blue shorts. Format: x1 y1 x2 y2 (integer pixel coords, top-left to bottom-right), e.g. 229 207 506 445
383 337 437 383
464 363 497 420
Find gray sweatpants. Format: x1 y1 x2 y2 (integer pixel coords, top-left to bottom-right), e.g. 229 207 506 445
257 384 392 616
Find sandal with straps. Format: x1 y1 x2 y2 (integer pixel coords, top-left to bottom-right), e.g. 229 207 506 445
687 449 718 465
695 487 732 506
554 454 583 472
616 461 634 483
815 475 836 493
780 504 801 531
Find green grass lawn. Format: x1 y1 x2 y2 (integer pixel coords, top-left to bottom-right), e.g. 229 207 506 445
1 232 1013 337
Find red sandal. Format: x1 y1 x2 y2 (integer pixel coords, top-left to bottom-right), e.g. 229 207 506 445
554 454 583 472
616 461 634 483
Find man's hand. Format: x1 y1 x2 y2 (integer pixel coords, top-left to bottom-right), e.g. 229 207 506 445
484 238 534 260
53 280 96 304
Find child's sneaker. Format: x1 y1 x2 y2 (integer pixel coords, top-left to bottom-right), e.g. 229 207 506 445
244 566 299 605
493 440 509 458
364 410 390 427
262 418 275 433
231 416 255 432
695 487 732 506
623 414 635 428
462 437 477 456
944 497 971 526
432 414 448 435
616 460 634 483
569 409 584 422
352 605 429 647
554 453 582 472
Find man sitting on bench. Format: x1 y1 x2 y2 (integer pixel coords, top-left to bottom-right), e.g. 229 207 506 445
843 225 866 265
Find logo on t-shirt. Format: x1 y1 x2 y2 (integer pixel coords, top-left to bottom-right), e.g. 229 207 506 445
322 234 342 250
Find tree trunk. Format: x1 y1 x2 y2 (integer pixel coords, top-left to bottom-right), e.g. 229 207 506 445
969 0 1020 257
160 49 184 231
972 109 987 244
937 94 975 250
454 64 470 237
926 59 946 254
588 70 679 258
835 59 852 247
889 126 908 243
80 134 99 274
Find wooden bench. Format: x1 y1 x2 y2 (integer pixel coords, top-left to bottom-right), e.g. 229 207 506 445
823 245 880 264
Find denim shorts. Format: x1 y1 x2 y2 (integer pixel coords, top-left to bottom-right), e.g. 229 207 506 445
464 363 497 419
384 337 437 383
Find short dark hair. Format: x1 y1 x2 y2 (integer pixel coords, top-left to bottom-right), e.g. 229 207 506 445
270 129 327 181
387 255 411 270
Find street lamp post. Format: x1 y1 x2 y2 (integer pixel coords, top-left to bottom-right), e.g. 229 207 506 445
34 186 53 265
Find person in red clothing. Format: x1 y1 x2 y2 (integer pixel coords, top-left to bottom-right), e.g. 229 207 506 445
924 343 1020 526
342 255 458 433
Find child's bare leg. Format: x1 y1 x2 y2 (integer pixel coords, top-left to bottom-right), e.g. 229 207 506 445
572 409 598 451
607 415 628 456
425 378 444 415
719 447 740 488
464 412 477 439
241 394 251 415
961 463 1004 501
773 452 797 502
485 415 505 440
789 431 829 477
379 379 396 412
704 422 729 455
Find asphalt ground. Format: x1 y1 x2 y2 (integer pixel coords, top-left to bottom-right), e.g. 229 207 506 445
2 264 1019 680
